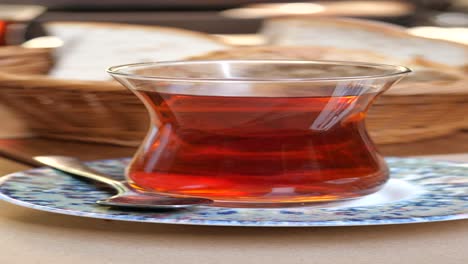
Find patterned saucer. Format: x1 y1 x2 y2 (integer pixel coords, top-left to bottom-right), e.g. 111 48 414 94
0 157 467 227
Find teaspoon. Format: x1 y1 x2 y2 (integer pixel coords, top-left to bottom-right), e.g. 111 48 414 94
33 156 213 209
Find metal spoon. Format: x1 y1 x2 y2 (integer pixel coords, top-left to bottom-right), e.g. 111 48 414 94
33 156 213 209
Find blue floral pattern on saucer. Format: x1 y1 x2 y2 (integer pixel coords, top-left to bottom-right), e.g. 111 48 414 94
0 157 467 227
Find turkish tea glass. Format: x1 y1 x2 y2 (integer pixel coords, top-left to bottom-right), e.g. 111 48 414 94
108 60 410 207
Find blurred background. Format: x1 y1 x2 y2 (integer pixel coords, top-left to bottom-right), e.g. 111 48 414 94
1 0 467 44
0 0 466 159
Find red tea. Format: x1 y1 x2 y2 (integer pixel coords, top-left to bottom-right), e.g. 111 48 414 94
128 90 388 205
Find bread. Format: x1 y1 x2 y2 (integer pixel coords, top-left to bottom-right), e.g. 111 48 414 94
191 45 396 63
261 17 468 69
45 22 230 80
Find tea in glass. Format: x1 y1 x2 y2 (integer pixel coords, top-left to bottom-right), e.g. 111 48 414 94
108 60 410 207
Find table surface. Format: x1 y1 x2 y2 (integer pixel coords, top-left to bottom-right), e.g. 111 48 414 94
0 135 468 264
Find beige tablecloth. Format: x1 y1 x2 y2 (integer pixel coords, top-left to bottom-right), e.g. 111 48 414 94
1 154 467 264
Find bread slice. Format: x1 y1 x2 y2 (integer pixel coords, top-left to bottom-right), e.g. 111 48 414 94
192 45 390 61
261 17 468 69
45 22 230 80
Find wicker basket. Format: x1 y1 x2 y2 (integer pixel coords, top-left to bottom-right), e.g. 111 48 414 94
0 46 467 146
368 88 468 144
0 46 52 75
0 71 148 146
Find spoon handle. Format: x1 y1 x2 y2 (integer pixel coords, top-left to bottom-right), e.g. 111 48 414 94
33 156 129 194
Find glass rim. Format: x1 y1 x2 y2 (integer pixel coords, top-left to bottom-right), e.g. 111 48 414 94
107 60 412 83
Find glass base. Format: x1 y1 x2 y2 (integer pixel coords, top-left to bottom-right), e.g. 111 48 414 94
143 185 384 208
